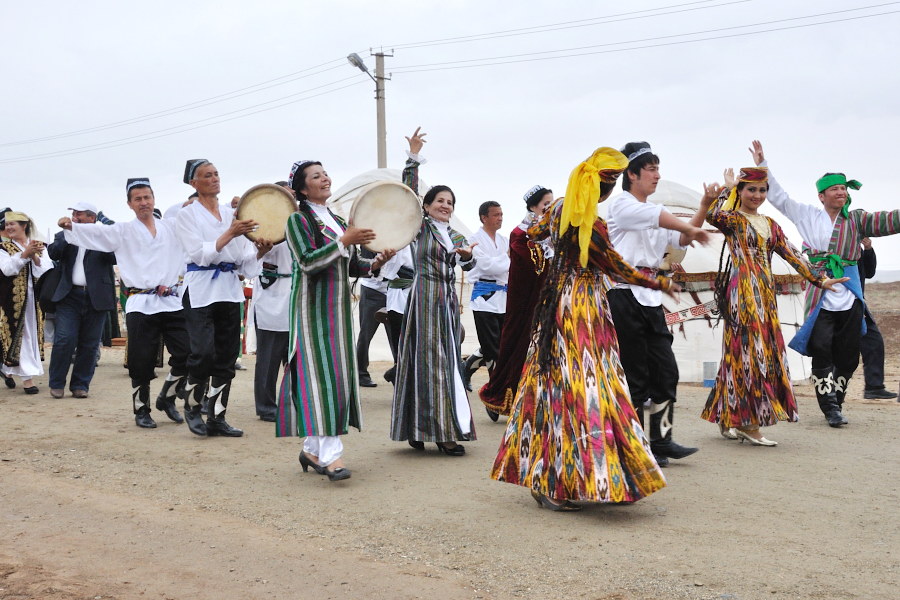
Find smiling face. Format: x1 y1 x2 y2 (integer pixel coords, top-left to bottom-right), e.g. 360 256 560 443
738 182 768 213
819 184 848 213
425 190 455 222
127 186 156 220
4 220 27 242
191 163 220 197
300 164 332 204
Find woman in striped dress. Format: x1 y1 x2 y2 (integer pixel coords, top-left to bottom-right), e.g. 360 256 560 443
277 159 393 482
491 148 672 510
390 128 478 456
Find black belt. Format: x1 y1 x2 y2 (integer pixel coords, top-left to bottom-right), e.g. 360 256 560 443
71 284 87 290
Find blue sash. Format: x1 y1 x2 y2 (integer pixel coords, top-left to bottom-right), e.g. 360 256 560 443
789 264 867 356
186 262 236 280
471 280 507 301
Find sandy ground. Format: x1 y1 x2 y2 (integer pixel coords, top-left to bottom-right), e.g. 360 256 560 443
2 284 899 600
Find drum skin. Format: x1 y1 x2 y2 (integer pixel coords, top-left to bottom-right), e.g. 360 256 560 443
349 181 422 253
236 184 297 243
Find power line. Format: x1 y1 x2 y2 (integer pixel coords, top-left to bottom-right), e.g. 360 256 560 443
387 0 752 50
390 4 900 73
0 78 369 164
0 57 355 147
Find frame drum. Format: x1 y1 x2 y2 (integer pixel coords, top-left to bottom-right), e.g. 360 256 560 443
235 184 296 243
349 181 422 253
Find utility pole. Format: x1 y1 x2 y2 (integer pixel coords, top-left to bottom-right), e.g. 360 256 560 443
347 50 392 169
373 51 391 168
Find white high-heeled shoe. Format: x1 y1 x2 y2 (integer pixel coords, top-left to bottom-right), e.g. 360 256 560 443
719 422 739 440
734 429 777 446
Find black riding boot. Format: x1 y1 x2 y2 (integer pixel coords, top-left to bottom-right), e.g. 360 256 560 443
181 376 208 436
812 368 844 427
462 351 485 392
132 383 156 429
205 378 243 437
154 371 184 424
649 400 698 461
631 400 666 465
831 369 851 426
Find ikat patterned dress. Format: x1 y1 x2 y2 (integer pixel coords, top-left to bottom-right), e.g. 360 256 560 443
700 192 823 429
277 209 370 438
490 202 668 503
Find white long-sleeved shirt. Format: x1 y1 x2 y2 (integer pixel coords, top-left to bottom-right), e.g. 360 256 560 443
253 242 292 332
175 200 261 308
763 160 853 311
0 241 50 279
65 219 184 315
381 246 414 314
606 191 686 307
468 227 510 314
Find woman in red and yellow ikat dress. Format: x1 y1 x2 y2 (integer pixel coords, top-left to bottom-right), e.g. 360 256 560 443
700 167 845 446
490 147 674 511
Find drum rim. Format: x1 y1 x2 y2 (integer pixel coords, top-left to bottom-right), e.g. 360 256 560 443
236 183 296 243
349 180 421 252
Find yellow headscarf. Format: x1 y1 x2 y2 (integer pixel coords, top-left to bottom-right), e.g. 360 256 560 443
560 147 629 267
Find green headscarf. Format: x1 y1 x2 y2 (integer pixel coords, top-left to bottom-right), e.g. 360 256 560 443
816 173 862 218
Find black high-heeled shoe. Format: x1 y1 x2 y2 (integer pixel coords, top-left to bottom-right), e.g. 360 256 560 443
298 452 326 474
408 439 425 451
3 374 15 389
436 442 465 456
325 467 351 482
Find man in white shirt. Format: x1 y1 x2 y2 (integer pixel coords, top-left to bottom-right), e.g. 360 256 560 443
177 159 271 437
60 178 189 428
253 239 293 421
462 201 510 421
606 141 709 466
752 141 900 426
355 250 389 388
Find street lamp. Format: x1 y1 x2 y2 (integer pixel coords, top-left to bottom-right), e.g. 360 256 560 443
347 51 388 169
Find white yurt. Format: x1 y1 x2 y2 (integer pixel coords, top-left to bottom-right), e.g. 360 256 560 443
601 180 812 383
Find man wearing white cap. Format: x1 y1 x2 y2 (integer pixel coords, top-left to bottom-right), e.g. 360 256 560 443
47 201 117 399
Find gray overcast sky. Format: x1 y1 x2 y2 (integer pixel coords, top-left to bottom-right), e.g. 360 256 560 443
3 0 900 265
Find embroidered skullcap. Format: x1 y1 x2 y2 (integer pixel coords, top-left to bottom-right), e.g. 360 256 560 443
561 147 629 267
126 178 152 193
183 159 210 184
523 185 551 208
288 160 319 189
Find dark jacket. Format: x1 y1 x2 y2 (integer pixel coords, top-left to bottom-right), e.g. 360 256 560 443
47 230 117 311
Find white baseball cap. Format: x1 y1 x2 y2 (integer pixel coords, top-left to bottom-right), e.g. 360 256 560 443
68 201 99 214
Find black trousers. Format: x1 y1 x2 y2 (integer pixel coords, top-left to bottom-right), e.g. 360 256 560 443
472 311 505 363
254 327 288 418
388 310 404 361
356 286 389 376
860 313 886 390
182 290 241 382
125 309 190 385
607 288 678 406
808 300 864 375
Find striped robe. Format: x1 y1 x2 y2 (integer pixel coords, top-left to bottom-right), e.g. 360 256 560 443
390 216 476 442
276 210 370 438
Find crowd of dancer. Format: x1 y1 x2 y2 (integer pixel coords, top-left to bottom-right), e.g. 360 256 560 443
2 132 898 509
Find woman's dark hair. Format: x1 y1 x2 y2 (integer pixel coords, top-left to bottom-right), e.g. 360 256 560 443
526 189 552 210
291 161 327 250
423 185 456 209
620 141 660 192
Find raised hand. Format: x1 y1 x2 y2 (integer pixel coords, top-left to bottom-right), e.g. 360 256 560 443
749 140 765 166
702 182 723 204
723 168 736 189
405 126 427 155
456 242 478 261
371 248 396 271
